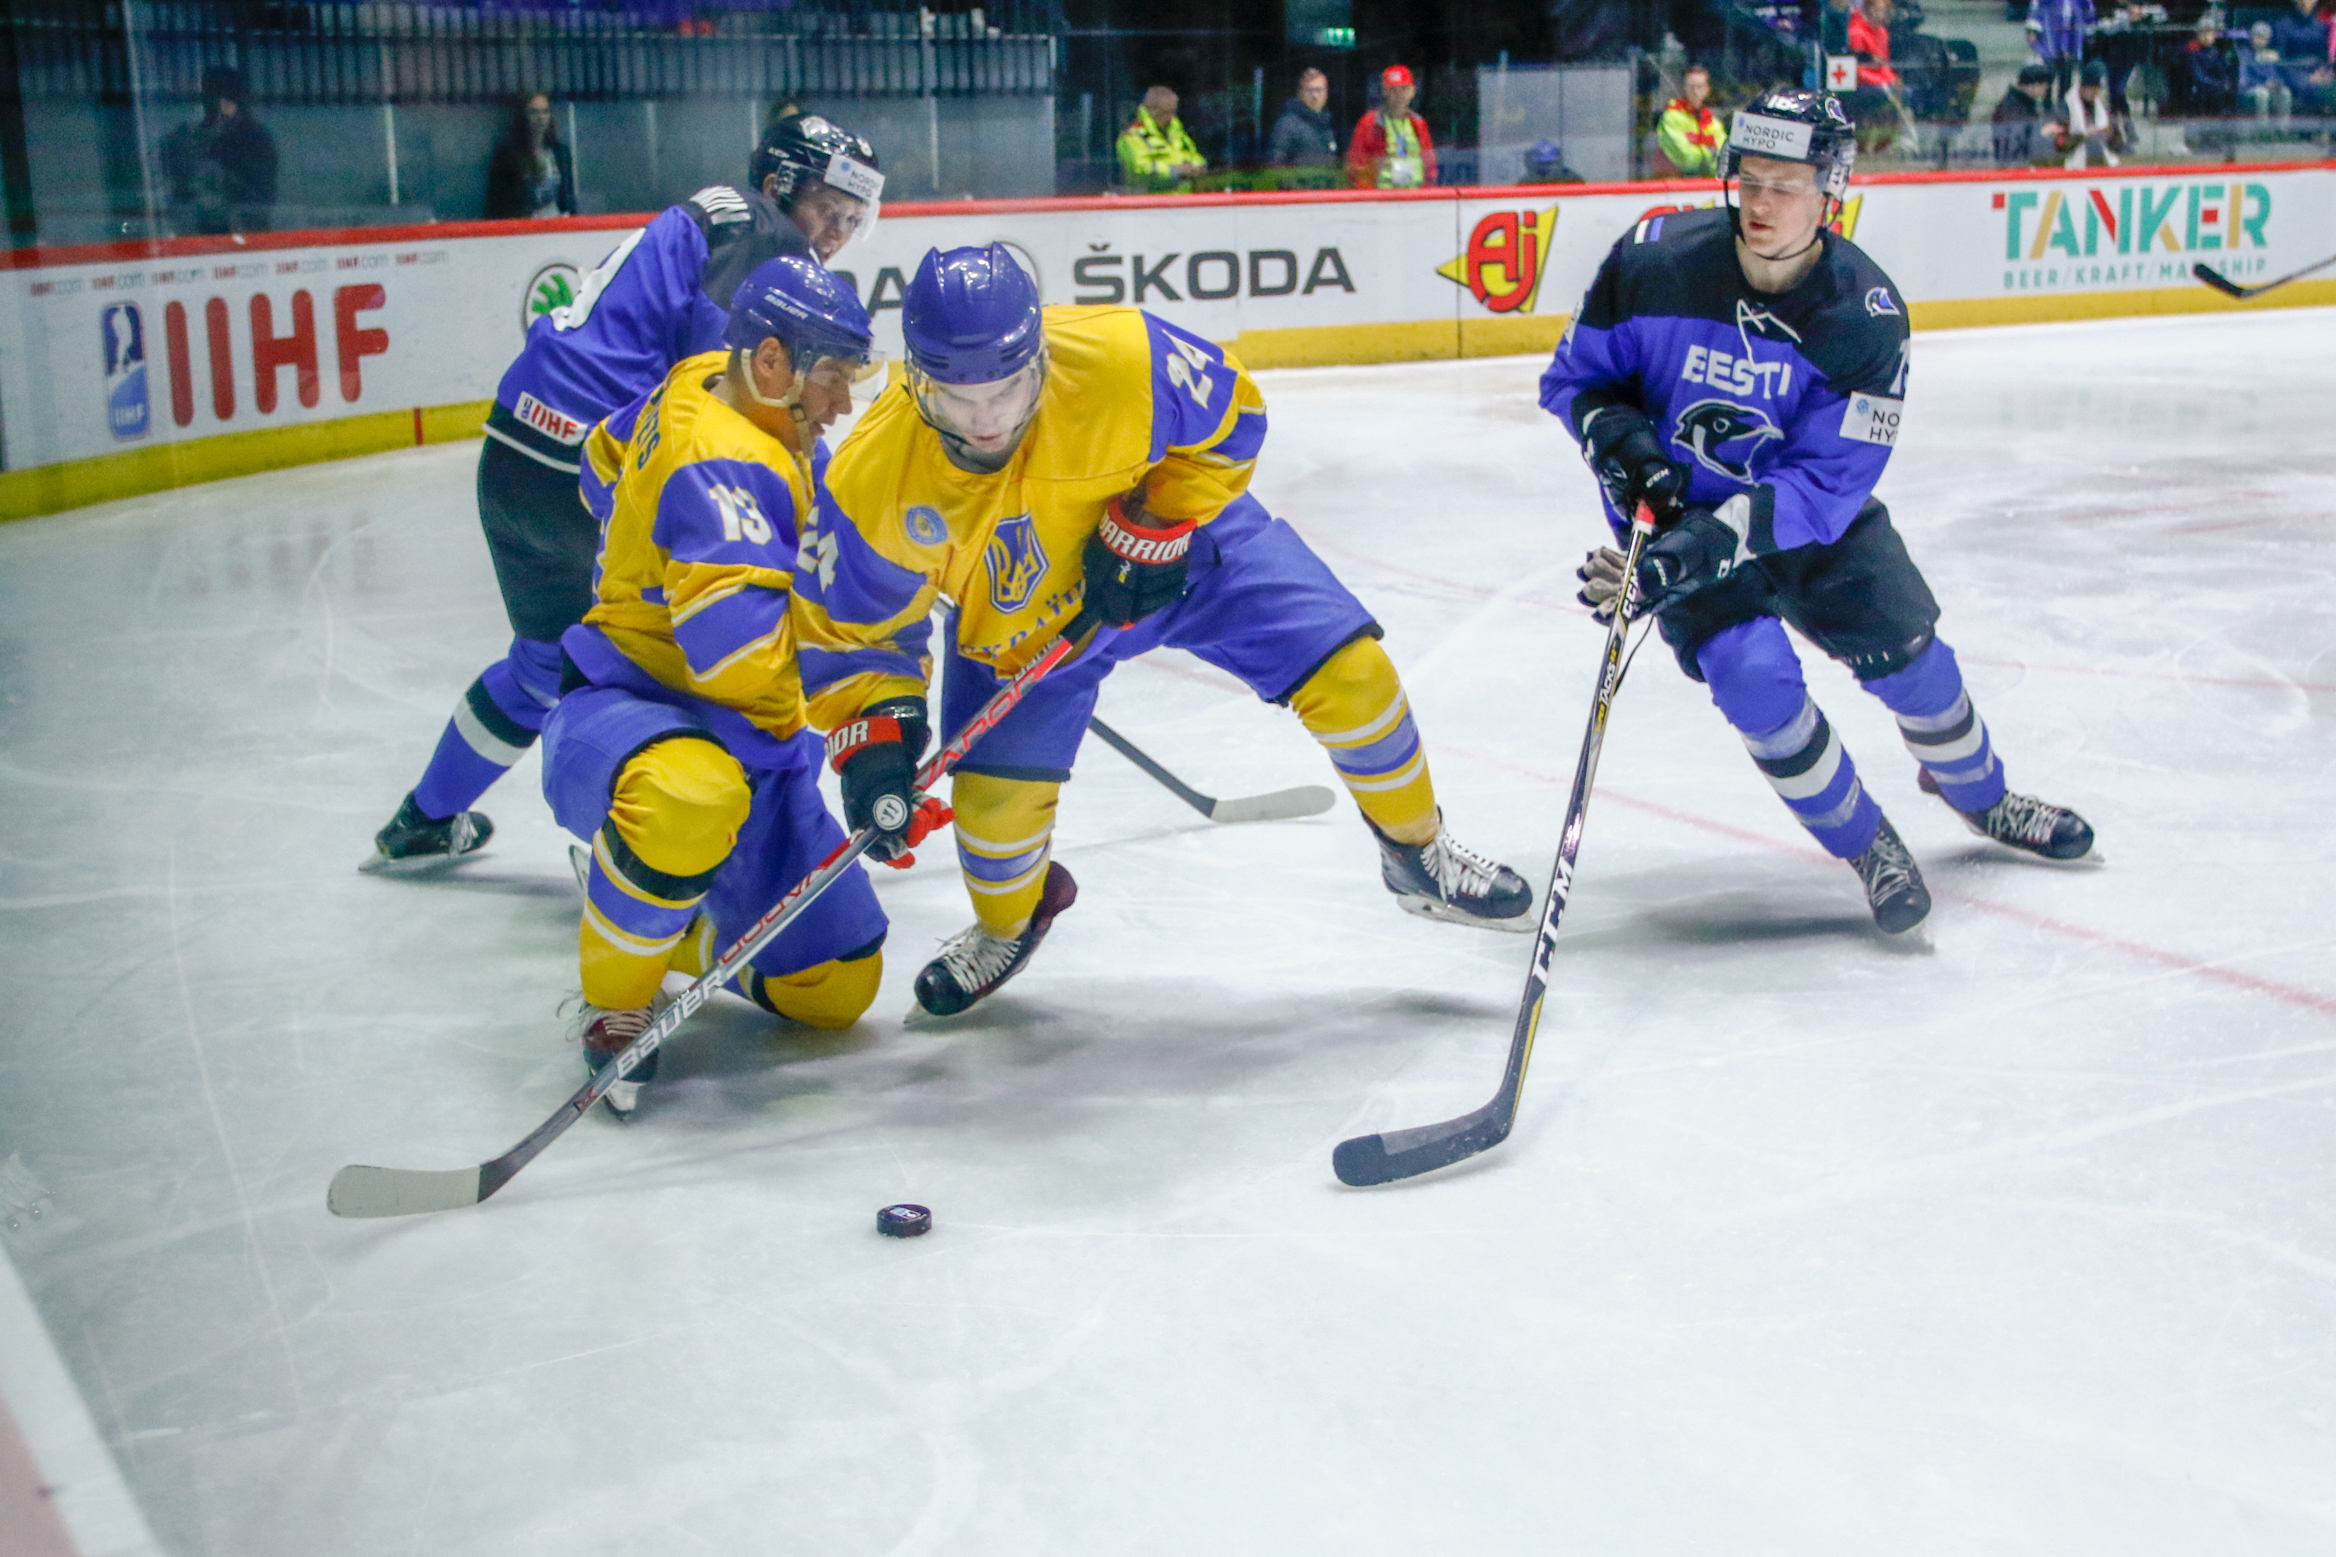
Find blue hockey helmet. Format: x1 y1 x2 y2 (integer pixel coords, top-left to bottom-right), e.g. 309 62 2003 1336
901 243 1044 385
902 244 1047 470
1722 87 1857 200
724 253 875 372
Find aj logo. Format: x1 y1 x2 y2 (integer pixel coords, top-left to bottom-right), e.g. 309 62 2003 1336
986 512 1049 613
1436 208 1558 315
1672 398 1783 483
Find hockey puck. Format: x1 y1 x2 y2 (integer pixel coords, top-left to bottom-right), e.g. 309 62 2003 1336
876 1203 933 1238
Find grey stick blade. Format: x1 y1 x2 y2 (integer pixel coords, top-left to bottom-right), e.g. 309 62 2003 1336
327 1164 487 1219
1206 785 1338 825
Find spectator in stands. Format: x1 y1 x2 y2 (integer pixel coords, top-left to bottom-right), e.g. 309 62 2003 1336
1822 0 1855 54
1347 64 1438 188
486 93 578 220
2171 13 2239 117
2240 20 2294 125
2055 56 2128 166
1522 138 1586 183
1269 69 1340 171
1843 0 1909 151
1992 60 2063 163
2271 0 2335 114
159 66 278 236
1657 64 1723 176
1117 86 1207 192
2027 0 2096 101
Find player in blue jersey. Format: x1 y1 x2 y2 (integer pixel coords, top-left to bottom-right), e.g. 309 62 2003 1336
362 113 884 871
1540 88 2093 936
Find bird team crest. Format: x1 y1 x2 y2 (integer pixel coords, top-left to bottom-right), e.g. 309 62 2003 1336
985 512 1048 612
1672 398 1784 482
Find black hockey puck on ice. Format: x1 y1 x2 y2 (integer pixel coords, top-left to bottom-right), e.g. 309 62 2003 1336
876 1203 933 1238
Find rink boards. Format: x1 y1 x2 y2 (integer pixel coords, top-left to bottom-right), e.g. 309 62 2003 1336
4 159 2333 519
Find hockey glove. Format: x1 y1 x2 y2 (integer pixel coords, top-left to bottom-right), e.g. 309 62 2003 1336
827 698 931 863
1580 407 1687 524
1082 492 1196 629
1636 502 1752 609
1575 546 1629 623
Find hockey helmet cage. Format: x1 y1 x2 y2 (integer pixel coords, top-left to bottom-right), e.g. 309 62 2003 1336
1723 88 1857 200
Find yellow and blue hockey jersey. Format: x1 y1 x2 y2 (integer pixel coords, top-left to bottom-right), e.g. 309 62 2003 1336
793 305 1267 729
564 348 821 769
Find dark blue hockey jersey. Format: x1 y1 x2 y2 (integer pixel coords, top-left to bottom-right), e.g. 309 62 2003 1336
1539 207 1909 554
485 185 809 473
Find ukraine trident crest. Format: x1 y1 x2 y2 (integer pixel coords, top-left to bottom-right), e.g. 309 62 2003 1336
985 512 1048 612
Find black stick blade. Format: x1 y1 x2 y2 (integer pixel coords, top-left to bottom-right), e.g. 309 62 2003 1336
1332 1104 1510 1186
2192 262 2249 298
327 1164 489 1218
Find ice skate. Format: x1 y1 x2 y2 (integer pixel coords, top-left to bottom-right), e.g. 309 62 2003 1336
360 792 493 874
1849 815 1930 936
568 1000 662 1118
913 862 1078 1017
1374 812 1534 931
1921 771 2094 861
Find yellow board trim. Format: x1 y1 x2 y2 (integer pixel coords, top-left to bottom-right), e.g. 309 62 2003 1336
0 399 491 522
5 274 2332 521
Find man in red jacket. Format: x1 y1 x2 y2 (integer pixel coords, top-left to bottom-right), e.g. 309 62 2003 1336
1347 64 1438 188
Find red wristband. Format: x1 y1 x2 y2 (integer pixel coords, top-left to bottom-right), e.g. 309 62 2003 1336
825 714 903 773
1098 497 1196 565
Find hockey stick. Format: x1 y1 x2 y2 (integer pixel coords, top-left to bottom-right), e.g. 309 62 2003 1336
1332 510 1657 1187
2193 251 2336 300
1086 717 1336 824
326 610 1101 1219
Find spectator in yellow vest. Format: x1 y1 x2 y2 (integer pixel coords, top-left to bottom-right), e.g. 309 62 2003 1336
1657 64 1723 177
1347 64 1439 188
1116 86 1208 191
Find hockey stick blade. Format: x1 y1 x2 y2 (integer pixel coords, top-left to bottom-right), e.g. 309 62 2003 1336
2191 262 2250 298
2194 250 2336 300
1086 717 1334 824
325 613 1100 1219
1332 513 1656 1188
1203 785 1337 824
1332 1101 1508 1186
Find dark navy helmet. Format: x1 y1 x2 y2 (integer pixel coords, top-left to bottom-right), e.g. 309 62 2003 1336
724 254 875 371
749 112 884 213
1722 87 1857 199
902 244 1045 386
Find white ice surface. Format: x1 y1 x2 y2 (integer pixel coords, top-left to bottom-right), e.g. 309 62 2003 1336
2 309 2333 1557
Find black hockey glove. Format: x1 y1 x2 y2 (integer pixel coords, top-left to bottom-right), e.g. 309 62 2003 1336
1636 504 1752 609
1082 492 1196 629
826 697 930 862
1580 407 1687 523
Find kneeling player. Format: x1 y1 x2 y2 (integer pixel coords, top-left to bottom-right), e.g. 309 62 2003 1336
1541 89 2093 936
540 257 897 1113
796 244 1533 1019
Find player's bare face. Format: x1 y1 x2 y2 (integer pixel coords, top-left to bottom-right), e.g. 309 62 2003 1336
788 184 869 262
922 364 1043 457
1734 155 1825 277
792 357 859 438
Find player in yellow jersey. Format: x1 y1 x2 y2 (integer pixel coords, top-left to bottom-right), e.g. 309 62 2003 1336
795 244 1532 1018
539 256 918 1114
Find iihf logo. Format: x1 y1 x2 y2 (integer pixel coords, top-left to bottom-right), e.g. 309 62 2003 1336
985 512 1049 612
1672 399 1782 482
102 302 149 441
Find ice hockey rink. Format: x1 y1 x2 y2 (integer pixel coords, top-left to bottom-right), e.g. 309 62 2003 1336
2 306 2332 1556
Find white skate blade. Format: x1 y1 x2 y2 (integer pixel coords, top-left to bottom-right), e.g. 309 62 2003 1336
356 848 475 877
1395 894 1537 933
569 844 592 896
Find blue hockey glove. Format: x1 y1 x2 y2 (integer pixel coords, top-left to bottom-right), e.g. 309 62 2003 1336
1636 503 1752 609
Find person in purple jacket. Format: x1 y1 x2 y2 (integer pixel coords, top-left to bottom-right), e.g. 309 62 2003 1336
2027 0 2096 101
1540 88 2093 937
362 114 883 871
